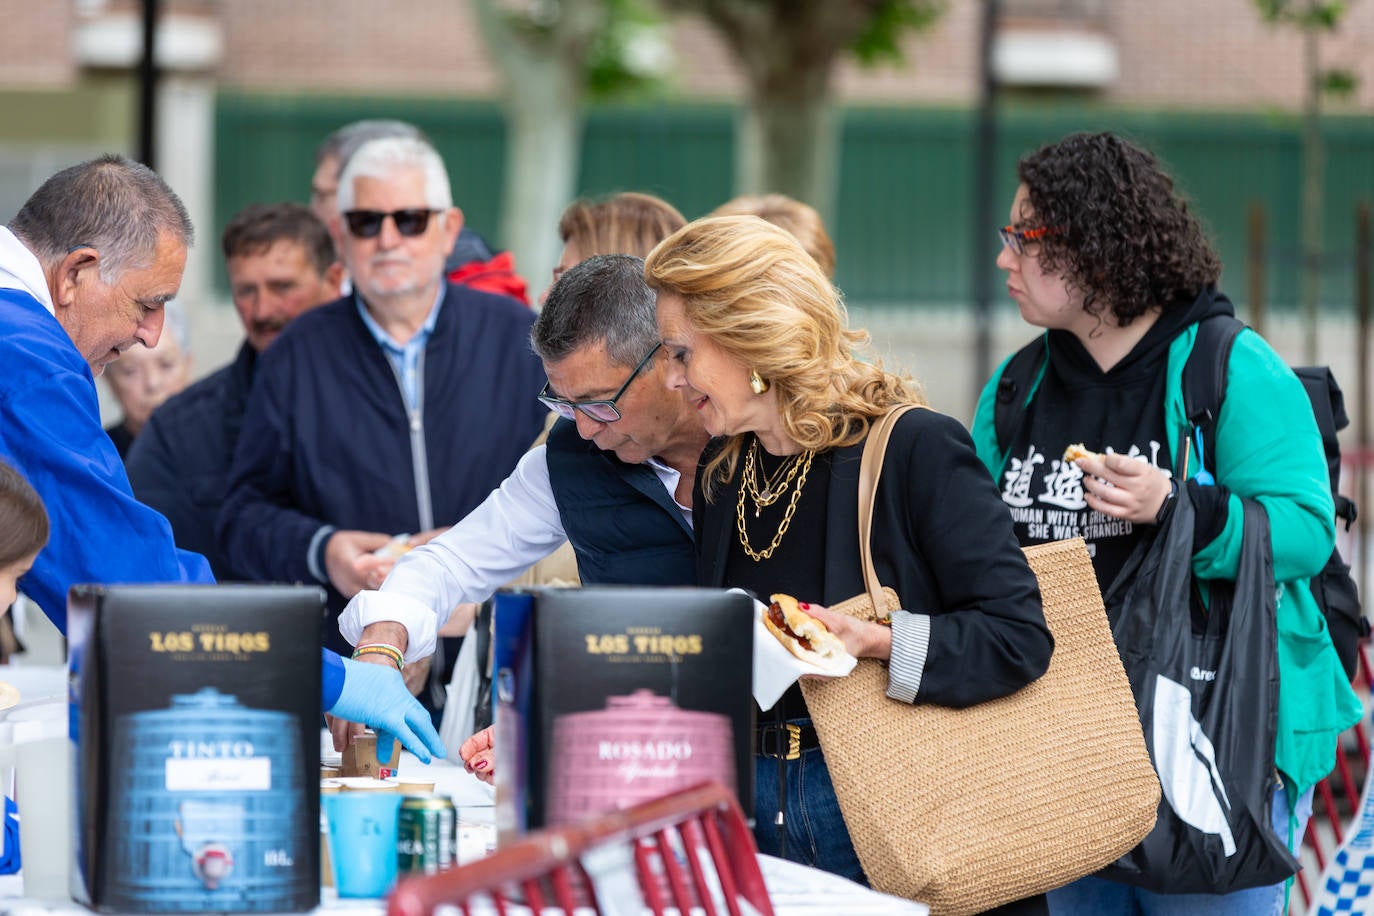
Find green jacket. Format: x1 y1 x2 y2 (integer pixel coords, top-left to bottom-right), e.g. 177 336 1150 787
971 322 1362 796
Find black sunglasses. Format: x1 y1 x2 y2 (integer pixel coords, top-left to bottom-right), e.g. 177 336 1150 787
539 343 661 424
343 209 439 239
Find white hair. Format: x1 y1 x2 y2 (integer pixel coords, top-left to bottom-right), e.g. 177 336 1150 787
162 300 191 353
336 137 452 213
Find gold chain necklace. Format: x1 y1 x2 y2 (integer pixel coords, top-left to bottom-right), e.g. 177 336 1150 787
742 440 804 516
736 446 815 561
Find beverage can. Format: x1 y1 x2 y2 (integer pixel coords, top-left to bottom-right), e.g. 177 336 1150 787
397 794 455 874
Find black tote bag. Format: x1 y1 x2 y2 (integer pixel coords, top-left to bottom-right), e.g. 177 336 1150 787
1100 483 1298 893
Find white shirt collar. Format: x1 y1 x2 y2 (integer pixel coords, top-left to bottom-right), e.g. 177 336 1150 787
0 227 55 316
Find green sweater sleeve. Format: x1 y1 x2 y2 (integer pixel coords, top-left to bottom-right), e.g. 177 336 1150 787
970 351 1017 480
1189 329 1335 584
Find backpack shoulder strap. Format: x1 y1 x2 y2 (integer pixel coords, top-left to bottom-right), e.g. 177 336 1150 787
1182 315 1245 478
993 335 1050 454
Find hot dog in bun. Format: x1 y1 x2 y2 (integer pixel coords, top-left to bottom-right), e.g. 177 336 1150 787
763 593 850 671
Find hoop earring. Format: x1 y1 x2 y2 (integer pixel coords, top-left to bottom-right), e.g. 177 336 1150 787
749 369 770 395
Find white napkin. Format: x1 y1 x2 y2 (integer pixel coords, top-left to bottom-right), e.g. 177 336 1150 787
741 592 857 709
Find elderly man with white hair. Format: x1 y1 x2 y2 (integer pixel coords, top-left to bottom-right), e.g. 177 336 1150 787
218 136 547 727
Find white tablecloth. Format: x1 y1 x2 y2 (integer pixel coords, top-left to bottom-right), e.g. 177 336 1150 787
0 738 925 915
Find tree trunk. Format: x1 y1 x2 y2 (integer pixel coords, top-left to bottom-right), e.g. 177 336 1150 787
502 73 583 300
737 70 838 222
472 0 602 298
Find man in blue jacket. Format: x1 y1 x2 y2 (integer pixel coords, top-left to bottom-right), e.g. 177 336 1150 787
218 136 547 717
0 155 443 762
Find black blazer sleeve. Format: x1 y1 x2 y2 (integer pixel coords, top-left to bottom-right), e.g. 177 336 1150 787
844 409 1053 708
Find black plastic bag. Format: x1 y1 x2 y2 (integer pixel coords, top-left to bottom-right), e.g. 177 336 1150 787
1099 484 1297 893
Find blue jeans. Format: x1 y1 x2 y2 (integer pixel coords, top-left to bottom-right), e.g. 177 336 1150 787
1047 786 1313 916
752 722 867 886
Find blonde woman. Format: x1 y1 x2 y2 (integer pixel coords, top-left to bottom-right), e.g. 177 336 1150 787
645 216 1052 915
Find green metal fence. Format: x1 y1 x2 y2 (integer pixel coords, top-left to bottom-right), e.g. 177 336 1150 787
215 92 1374 308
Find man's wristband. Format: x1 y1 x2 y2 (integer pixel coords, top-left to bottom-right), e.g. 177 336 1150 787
1155 477 1179 525
351 643 404 670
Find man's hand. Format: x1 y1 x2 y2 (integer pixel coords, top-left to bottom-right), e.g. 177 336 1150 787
324 530 393 597
407 526 451 547
328 656 446 763
459 725 495 785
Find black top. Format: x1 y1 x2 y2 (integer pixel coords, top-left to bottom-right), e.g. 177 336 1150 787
104 420 134 460
697 409 1052 712
721 439 831 719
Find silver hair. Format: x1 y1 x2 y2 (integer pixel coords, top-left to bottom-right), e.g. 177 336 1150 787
336 137 452 214
161 300 191 353
316 119 428 169
8 155 193 283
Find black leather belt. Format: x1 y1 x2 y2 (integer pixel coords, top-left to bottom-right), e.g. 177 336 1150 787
754 723 820 760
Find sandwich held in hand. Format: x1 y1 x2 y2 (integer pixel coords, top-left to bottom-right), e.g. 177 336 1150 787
1063 443 1103 465
764 593 850 673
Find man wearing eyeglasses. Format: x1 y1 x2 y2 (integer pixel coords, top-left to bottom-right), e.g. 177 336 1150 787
219 137 547 719
338 254 709 688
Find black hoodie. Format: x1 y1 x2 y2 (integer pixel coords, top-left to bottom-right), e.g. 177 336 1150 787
1002 290 1233 592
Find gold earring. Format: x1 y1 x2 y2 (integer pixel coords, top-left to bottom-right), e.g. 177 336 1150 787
749 368 769 395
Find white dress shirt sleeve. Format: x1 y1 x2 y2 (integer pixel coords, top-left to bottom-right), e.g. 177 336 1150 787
338 445 568 662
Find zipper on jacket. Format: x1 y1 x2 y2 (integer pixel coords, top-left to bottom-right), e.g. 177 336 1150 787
386 350 435 532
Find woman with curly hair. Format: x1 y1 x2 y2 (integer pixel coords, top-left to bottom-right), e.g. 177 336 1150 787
971 132 1360 913
648 215 1053 914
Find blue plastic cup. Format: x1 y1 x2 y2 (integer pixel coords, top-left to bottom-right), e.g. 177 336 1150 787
323 792 403 898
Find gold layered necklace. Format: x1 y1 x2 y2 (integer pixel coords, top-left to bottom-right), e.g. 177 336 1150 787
736 439 815 562
742 439 805 516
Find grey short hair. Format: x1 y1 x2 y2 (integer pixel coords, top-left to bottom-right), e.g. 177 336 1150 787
336 137 452 213
315 119 428 169
9 154 193 283
533 254 659 368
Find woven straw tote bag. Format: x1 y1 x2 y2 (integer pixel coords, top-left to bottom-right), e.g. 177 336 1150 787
800 405 1159 915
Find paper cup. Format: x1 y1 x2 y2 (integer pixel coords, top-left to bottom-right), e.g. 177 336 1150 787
323 793 402 898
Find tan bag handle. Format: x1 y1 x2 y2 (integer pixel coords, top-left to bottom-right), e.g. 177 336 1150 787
857 404 921 612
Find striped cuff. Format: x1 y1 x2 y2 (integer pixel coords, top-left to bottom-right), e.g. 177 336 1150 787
886 611 931 704
307 525 337 586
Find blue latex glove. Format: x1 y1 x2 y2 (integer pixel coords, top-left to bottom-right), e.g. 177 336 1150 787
329 656 447 764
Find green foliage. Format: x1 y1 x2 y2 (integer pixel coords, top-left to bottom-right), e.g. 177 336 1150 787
1321 67 1360 97
851 0 946 66
1253 0 1360 98
1254 0 1350 30
584 0 670 99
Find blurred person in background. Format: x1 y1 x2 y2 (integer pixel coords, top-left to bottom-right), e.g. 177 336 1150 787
102 301 193 459
711 193 836 279
541 191 688 303
312 118 527 303
127 203 343 579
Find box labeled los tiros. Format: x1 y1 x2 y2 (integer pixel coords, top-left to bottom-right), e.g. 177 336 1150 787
67 585 324 913
492 586 754 842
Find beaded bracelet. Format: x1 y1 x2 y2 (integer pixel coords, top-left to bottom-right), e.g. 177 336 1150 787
352 643 404 670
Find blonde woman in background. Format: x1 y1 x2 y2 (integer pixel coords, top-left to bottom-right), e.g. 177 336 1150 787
711 193 836 279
